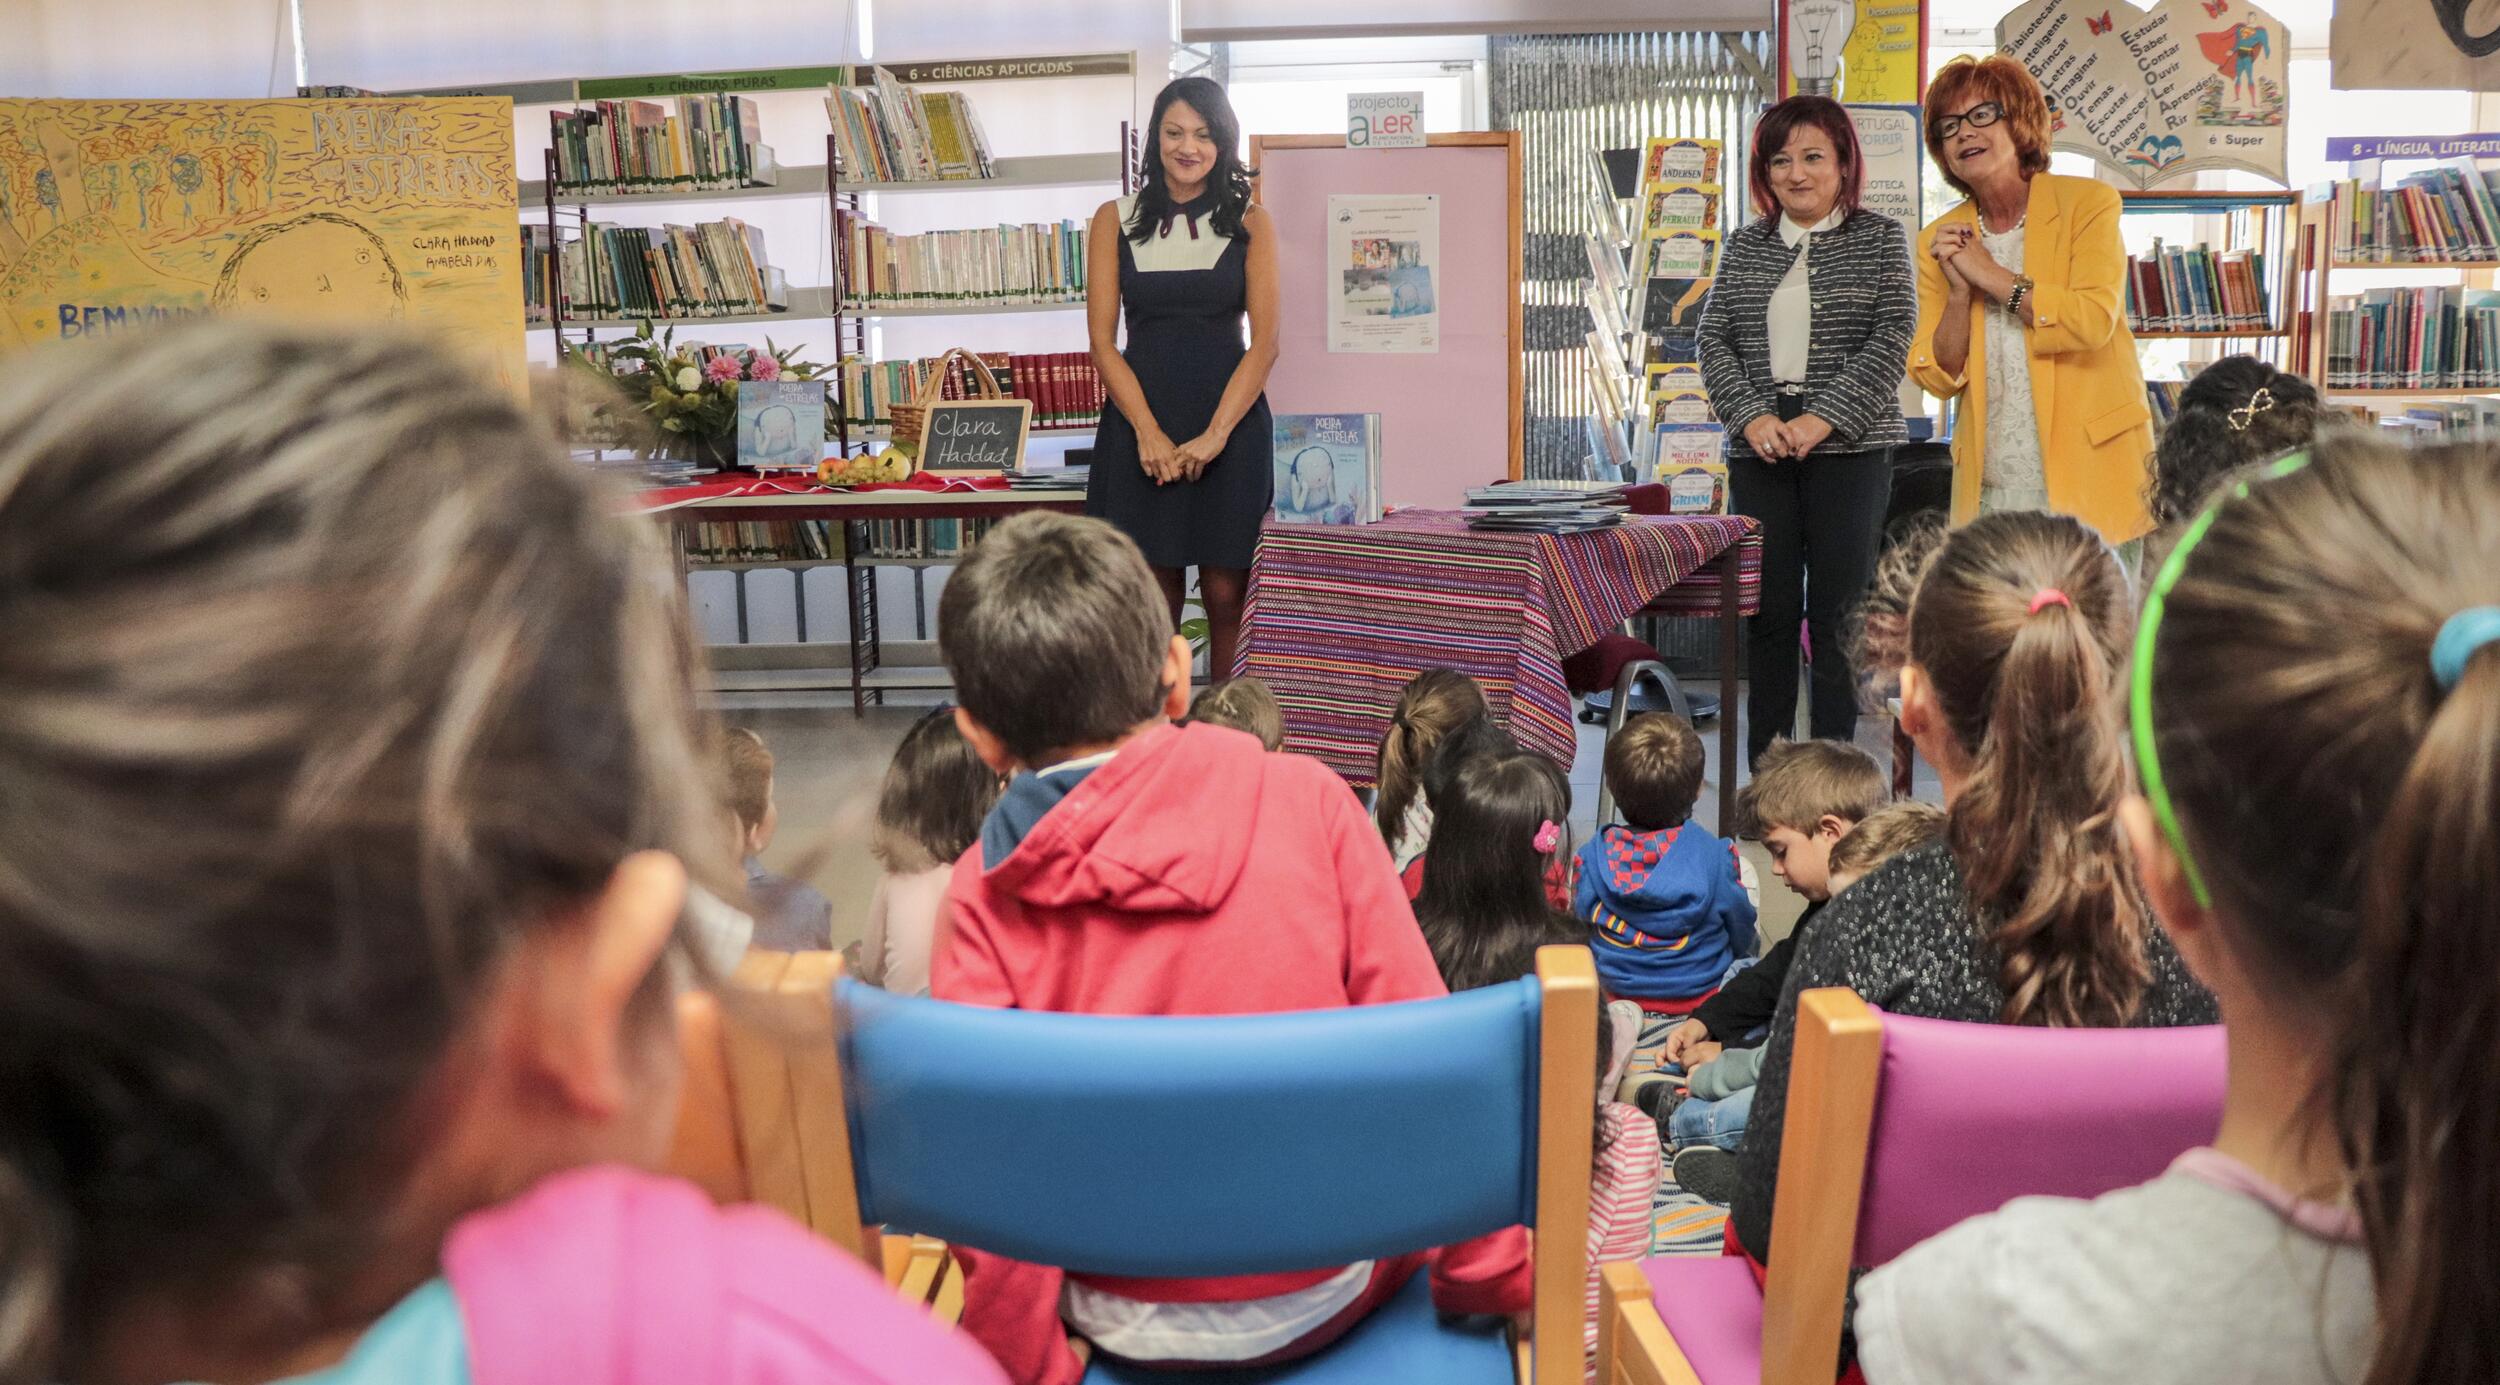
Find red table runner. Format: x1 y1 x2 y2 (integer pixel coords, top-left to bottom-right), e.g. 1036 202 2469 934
1241 510 1761 784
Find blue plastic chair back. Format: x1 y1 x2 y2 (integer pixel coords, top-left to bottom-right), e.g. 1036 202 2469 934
837 977 1542 1278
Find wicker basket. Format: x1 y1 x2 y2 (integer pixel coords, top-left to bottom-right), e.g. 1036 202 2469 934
888 346 1007 449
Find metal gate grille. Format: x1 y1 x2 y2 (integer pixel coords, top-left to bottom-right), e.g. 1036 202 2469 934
1490 31 1771 481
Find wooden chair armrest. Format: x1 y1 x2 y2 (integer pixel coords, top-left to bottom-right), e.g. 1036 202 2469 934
1761 988 1884 1385
1600 1261 1704 1385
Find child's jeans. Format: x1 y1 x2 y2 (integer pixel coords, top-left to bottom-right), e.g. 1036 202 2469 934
1668 1084 1755 1152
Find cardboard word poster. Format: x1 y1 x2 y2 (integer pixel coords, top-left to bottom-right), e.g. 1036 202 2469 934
0 99 524 383
1996 0 2290 190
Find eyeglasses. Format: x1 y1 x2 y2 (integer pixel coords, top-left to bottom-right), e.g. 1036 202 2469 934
1933 102 2004 142
2129 449 2313 909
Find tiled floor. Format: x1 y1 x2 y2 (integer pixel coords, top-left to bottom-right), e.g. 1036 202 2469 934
720 683 1938 955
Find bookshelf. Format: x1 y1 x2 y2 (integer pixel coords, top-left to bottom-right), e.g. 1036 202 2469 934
2118 190 2299 349
2294 158 2500 399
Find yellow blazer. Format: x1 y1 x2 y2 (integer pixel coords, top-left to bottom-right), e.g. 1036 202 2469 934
1911 173 2154 543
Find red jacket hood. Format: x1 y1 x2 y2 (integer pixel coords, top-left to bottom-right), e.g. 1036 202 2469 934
980 721 1267 916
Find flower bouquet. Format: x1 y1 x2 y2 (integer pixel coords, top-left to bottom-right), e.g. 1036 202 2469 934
570 320 828 469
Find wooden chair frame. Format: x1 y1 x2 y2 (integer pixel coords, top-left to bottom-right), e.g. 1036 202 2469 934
1598 988 1885 1385
676 946 1600 1383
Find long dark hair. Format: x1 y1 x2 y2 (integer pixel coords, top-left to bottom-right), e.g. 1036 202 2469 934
1416 751 1581 993
2142 433 2500 1385
1909 510 2150 1027
1126 76 1254 244
873 707 1002 873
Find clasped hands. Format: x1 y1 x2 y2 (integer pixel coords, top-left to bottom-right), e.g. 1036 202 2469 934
1743 411 1834 462
1138 427 1226 485
1930 223 2012 305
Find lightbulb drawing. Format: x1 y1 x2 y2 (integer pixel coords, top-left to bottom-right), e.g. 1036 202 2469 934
1788 0 1856 96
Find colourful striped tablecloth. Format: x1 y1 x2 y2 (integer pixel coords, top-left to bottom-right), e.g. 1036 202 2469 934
1241 510 1762 783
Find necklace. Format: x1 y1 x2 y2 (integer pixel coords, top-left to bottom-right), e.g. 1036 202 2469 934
1979 206 2026 236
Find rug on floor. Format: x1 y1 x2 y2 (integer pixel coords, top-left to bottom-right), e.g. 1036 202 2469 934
1628 1012 1732 1255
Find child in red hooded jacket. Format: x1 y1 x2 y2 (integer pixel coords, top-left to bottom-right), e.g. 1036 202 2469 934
932 513 1533 1385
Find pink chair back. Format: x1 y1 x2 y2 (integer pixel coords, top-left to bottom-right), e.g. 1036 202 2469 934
1853 1012 2227 1266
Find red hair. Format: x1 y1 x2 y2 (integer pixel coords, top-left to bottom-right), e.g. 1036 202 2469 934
1924 55 2053 198
1746 95 1864 219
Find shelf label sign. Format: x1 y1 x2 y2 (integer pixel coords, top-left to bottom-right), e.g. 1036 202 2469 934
2326 134 2500 161
1348 93 1425 149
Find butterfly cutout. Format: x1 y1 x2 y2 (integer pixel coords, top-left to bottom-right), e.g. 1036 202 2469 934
2087 10 2115 32
2202 0 2228 14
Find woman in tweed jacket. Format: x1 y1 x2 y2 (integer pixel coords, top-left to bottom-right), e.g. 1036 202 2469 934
1696 95 1916 767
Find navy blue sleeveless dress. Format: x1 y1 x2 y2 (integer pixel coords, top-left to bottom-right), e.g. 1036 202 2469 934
1085 191 1273 571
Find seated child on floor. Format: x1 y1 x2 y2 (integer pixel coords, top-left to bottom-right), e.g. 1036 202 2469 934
1408 750 1657 1382
932 513 1530 1385
858 706 1002 996
1573 713 1757 1014
1659 801 1946 1205
1648 739 1890 1089
1186 675 1286 750
1373 667 1491 871
719 726 835 953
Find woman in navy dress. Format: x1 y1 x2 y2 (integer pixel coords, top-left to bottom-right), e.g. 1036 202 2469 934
1086 76 1279 684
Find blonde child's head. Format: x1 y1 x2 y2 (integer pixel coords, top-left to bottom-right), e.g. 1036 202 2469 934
872 706 1004 873
719 726 778 857
1375 668 1490 840
1602 712 1706 832
1824 800 1947 896
0 323 726 1384
1187 677 1286 751
2128 432 2500 1385
1733 738 1887 902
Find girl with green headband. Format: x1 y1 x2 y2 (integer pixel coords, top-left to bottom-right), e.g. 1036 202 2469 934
1855 432 2500 1385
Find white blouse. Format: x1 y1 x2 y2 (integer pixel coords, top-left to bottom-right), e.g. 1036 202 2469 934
1767 207 1844 385
1976 220 2047 512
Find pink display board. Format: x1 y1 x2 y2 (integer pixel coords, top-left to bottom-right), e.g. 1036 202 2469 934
1250 134 1522 511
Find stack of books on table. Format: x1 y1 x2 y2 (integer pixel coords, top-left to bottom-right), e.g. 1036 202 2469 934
1005 465 1089 491
826 67 995 183
1464 481 1633 507
1464 505 1625 535
548 95 777 195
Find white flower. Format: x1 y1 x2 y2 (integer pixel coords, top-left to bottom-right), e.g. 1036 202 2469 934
675 366 701 391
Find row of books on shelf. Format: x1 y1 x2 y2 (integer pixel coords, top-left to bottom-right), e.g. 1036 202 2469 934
827 67 995 184
2146 379 2188 430
2126 242 2272 333
2323 286 2500 390
2319 162 2500 263
836 351 1104 431
682 517 1004 565
836 211 1089 307
548 95 776 195
524 219 786 323
2354 397 2500 439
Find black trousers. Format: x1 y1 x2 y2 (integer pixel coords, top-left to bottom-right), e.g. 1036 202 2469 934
1729 447 1893 768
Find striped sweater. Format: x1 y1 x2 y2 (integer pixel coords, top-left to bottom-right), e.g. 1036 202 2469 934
1695 208 1918 459
1586 1102 1665 1380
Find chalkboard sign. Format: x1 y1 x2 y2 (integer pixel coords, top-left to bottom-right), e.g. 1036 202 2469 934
919 399 1033 475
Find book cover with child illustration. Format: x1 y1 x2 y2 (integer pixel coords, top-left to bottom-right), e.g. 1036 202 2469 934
1270 413 1382 526
736 379 825 472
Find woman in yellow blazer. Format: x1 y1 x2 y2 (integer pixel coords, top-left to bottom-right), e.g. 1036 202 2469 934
1910 55 2154 543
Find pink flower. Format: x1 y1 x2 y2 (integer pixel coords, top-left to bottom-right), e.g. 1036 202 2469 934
747 354 783 382
701 354 741 385
1532 819 1562 854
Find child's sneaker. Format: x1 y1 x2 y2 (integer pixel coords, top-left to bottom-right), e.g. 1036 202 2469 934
1671 1145 1742 1205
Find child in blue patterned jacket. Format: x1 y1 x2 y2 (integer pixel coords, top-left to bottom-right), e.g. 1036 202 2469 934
1572 713 1757 1014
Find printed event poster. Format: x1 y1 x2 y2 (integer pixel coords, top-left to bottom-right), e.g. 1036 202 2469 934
1327 193 1439 353
1994 0 2290 190
0 99 524 385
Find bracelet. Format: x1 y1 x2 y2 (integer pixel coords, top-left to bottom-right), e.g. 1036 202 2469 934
2006 274 2034 315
